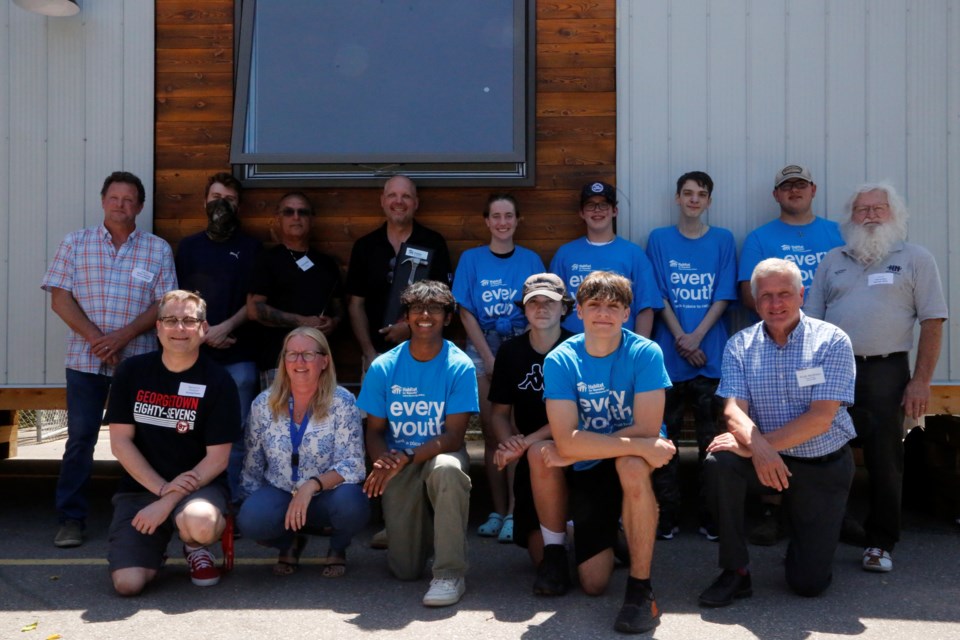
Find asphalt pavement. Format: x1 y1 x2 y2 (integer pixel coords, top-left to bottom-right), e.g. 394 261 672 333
0 435 958 640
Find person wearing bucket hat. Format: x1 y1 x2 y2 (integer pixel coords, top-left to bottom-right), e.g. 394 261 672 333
549 181 661 337
452 194 545 543
487 274 574 578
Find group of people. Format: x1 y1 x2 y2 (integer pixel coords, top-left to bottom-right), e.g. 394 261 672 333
41 165 945 635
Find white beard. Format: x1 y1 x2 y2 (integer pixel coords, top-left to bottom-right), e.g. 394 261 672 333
841 219 907 265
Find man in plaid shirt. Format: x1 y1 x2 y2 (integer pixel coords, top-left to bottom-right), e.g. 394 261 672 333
42 171 177 548
698 258 856 607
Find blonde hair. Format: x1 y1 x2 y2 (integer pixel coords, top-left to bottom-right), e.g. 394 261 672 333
267 327 337 421
159 289 207 320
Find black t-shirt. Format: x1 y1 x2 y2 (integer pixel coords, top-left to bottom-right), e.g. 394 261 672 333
249 244 344 369
488 330 573 436
105 351 241 494
175 231 262 364
345 221 453 354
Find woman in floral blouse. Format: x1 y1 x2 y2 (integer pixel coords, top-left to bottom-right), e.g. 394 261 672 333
238 327 369 576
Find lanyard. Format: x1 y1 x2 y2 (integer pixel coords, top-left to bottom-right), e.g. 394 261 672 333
288 397 312 483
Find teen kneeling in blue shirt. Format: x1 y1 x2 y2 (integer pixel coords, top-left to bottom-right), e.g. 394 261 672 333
358 281 479 608
540 271 676 634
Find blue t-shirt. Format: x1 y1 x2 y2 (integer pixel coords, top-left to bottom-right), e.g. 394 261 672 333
543 328 671 470
646 226 738 381
357 340 479 450
452 245 544 332
737 217 843 301
549 236 663 333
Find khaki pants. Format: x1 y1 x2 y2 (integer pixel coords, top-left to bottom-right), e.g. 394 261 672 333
382 448 471 580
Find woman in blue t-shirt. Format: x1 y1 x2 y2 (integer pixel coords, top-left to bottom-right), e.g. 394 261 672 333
452 194 545 542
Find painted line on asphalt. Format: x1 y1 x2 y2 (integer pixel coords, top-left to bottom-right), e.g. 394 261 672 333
0 558 328 566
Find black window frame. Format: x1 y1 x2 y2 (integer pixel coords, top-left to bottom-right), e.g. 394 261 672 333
230 0 536 188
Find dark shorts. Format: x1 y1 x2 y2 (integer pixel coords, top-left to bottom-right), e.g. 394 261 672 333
107 483 229 572
568 459 622 566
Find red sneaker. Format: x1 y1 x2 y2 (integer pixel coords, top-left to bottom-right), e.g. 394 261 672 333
184 546 220 587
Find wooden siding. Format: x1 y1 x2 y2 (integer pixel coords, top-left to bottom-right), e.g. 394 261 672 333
154 0 616 382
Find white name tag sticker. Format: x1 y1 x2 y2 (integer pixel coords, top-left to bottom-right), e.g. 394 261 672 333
868 273 894 286
404 247 429 261
131 267 154 283
295 255 314 271
795 367 826 388
178 382 206 398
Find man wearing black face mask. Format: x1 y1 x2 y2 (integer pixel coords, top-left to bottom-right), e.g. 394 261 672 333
175 172 262 506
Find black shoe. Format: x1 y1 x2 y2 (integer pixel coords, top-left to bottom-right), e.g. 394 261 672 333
656 522 679 540
54 520 84 548
698 525 719 542
533 544 570 596
748 508 783 546
614 591 661 634
698 570 753 607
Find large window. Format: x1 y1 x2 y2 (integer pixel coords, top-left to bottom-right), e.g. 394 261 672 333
231 0 535 186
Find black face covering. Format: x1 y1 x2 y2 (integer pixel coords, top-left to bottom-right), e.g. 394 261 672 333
205 198 239 242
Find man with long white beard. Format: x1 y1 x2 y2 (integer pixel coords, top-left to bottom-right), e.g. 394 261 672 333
806 183 947 574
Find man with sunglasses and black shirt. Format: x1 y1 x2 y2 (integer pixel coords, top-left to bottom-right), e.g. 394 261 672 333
247 192 344 387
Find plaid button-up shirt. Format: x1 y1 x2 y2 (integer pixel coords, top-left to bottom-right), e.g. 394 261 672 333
717 312 856 458
42 225 177 375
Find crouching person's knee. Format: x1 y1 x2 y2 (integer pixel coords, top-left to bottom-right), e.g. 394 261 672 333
615 455 653 492
111 567 152 597
786 567 832 598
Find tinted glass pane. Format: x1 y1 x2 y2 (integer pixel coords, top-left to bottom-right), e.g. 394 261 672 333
246 0 517 158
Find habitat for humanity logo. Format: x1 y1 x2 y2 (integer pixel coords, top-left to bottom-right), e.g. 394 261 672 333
669 259 693 270
480 278 504 287
390 385 420 397
577 382 588 393
570 264 593 273
781 244 807 253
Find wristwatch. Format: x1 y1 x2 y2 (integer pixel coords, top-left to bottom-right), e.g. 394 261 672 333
403 448 416 463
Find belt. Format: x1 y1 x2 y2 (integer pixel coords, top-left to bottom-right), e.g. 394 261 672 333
783 445 849 465
854 351 907 363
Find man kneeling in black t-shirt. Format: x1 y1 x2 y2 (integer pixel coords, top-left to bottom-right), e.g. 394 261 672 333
106 290 240 595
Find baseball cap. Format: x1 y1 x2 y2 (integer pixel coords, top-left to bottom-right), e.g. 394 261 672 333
518 273 567 306
580 181 617 207
774 164 814 187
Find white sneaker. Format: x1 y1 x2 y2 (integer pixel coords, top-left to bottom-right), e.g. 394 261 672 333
862 547 893 573
422 577 466 607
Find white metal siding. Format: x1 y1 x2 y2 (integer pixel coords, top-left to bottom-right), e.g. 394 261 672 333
0 1 154 386
618 0 959 382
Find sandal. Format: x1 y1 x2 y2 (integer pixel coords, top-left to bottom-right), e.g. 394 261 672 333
498 514 514 543
321 550 347 578
273 534 307 576
477 512 504 537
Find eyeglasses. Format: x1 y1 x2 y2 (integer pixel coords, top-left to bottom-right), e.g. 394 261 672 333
159 316 203 329
776 180 811 192
408 303 446 316
852 203 890 216
280 207 312 217
582 202 612 213
284 350 327 362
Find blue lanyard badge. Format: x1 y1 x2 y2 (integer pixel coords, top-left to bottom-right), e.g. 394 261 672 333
288 397 312 483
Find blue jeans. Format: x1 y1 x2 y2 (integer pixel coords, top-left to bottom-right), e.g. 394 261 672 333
237 483 369 554
56 369 112 524
223 361 258 504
